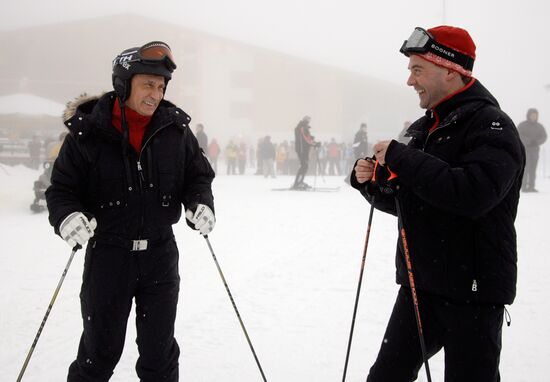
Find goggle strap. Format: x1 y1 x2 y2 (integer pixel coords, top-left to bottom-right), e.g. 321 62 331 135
401 27 474 71
427 44 474 71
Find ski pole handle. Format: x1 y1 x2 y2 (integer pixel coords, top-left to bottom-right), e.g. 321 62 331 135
371 159 398 183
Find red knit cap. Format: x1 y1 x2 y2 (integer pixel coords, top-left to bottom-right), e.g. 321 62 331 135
419 26 476 77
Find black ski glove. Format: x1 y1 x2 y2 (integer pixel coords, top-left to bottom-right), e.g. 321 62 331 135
372 160 399 195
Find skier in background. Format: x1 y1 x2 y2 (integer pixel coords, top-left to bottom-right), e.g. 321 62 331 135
292 115 319 189
353 122 369 159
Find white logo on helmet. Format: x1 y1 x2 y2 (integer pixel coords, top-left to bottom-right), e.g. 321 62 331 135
113 53 135 69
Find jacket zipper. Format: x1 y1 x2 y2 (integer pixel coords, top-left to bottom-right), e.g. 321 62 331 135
138 123 170 174
423 110 477 292
135 122 171 238
422 111 455 150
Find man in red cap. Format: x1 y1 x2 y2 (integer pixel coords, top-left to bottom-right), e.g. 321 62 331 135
351 26 525 381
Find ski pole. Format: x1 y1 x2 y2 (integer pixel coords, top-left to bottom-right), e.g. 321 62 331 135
203 236 268 382
395 199 432 382
17 244 81 382
313 145 325 186
342 196 376 382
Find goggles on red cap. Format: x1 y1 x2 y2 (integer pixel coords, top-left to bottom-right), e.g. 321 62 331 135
113 41 177 71
400 27 474 72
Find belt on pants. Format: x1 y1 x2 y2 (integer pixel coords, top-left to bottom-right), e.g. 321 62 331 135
93 230 174 251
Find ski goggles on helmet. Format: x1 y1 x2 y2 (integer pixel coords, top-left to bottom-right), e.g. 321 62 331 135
113 41 177 71
400 27 474 72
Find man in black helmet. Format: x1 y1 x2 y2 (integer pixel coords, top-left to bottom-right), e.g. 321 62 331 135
46 41 215 381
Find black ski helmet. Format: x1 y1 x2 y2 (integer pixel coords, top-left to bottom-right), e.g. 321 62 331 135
112 41 177 102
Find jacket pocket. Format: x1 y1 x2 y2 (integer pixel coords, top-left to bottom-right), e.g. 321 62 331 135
97 176 128 209
157 167 178 207
95 158 128 209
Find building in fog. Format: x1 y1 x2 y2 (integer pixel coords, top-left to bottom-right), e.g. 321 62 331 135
0 13 418 146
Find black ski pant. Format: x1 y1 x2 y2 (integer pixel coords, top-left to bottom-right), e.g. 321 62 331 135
522 148 540 190
293 153 309 187
366 286 504 382
68 233 180 382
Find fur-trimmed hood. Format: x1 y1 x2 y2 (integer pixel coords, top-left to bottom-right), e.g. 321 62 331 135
63 93 102 123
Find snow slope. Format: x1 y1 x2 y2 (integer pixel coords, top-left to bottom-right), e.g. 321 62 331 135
1 164 549 381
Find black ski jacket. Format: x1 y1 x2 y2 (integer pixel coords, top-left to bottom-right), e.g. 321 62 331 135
351 79 525 305
517 120 546 151
46 92 215 241
353 129 368 158
294 121 315 158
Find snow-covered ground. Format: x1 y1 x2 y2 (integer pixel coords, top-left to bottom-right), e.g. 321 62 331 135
1 163 549 381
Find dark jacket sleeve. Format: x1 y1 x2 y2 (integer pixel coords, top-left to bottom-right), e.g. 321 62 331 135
518 121 547 147
179 127 215 214
45 133 90 234
536 124 547 146
385 114 524 218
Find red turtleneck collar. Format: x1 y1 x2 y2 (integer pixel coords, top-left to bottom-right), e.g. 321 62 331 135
112 98 152 153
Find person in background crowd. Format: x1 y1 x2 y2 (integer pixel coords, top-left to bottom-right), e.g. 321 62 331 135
195 123 208 153
397 120 412 144
207 138 221 173
31 132 69 213
276 140 289 175
327 138 341 175
259 135 276 178
225 140 238 175
518 108 547 192
353 122 369 159
237 141 247 175
254 138 263 175
342 142 354 177
28 134 42 169
249 142 256 170
316 141 327 176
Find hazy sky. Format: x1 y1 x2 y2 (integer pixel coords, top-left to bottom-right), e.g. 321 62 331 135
2 0 549 123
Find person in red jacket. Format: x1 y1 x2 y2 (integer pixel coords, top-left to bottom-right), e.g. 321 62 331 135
207 138 221 173
351 26 524 381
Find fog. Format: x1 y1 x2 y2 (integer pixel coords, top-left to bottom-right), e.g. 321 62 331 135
1 0 549 127
1 2 550 380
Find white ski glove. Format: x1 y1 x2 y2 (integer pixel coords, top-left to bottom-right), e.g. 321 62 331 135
185 204 216 235
59 212 97 248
